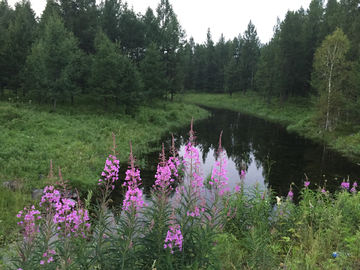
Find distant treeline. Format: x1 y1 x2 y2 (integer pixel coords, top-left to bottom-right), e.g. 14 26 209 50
0 0 359 128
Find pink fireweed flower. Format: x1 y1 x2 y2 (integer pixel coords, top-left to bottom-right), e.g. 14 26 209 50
287 190 294 201
40 183 90 237
17 206 41 240
122 141 146 212
181 119 205 217
341 181 350 190
240 170 245 180
153 143 179 193
210 132 229 197
350 182 357 193
164 223 183 253
99 155 120 186
305 181 310 188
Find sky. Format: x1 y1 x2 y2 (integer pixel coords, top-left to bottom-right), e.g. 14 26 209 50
8 0 314 44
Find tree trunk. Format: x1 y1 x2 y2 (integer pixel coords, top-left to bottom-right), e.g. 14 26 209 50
71 95 74 105
53 99 57 110
325 68 333 131
171 91 174 103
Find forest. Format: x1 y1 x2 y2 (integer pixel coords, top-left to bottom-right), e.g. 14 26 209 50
0 0 359 132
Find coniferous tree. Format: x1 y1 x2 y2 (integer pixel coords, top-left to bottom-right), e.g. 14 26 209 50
39 0 61 30
215 33 229 93
56 0 99 54
24 14 82 108
91 31 142 112
224 57 238 97
239 21 260 94
0 0 14 96
99 0 121 43
140 42 166 106
204 28 217 93
278 11 307 99
183 36 195 91
3 0 37 96
156 0 185 102
118 3 146 62
193 44 206 91
142 7 160 47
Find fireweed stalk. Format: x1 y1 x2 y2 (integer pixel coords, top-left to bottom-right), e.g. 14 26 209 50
115 141 146 269
206 131 231 229
139 135 183 268
91 133 120 268
179 118 205 219
15 206 42 269
98 132 120 208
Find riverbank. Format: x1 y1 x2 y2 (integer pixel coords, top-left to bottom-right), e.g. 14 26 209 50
180 92 360 161
0 97 209 245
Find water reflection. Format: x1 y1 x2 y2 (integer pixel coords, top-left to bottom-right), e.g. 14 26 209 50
112 107 360 203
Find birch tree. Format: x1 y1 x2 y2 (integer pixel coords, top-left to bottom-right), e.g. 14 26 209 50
312 28 350 131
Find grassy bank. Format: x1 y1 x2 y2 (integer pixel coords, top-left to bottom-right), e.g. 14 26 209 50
180 92 360 161
0 96 209 245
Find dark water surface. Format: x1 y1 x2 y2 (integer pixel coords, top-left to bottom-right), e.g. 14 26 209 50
114 107 360 202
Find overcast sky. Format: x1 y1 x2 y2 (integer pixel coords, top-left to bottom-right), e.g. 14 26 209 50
8 0 314 44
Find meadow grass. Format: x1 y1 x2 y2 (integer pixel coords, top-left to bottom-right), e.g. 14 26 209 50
0 93 209 246
180 92 360 160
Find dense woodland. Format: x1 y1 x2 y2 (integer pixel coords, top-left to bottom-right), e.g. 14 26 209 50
0 0 359 130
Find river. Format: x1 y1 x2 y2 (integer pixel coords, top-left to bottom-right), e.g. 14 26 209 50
113 107 360 202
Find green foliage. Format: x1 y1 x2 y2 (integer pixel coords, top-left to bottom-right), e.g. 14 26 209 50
91 31 143 113
140 42 167 105
24 14 82 109
312 27 350 132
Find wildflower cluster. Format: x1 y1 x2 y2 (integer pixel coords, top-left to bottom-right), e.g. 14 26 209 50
40 185 90 237
341 181 350 190
16 206 41 240
99 154 120 189
164 223 183 253
122 141 146 212
40 249 56 265
350 182 357 193
153 143 179 192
